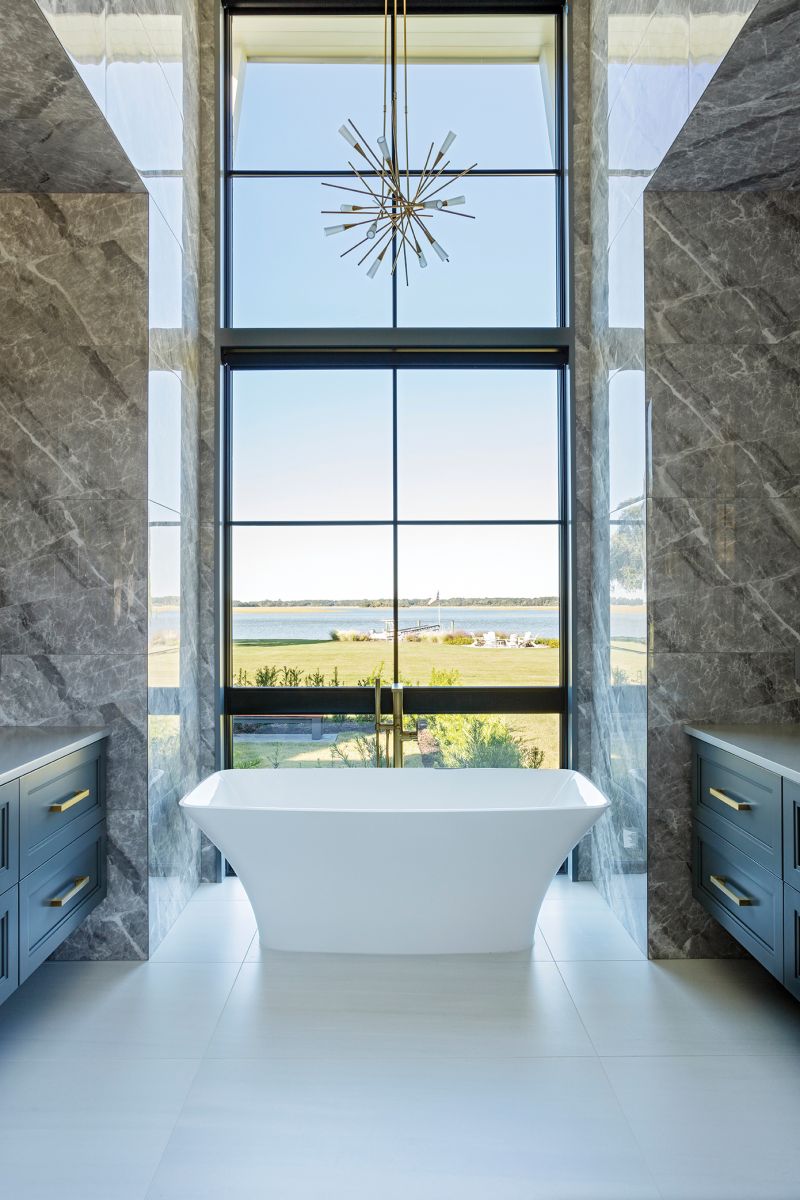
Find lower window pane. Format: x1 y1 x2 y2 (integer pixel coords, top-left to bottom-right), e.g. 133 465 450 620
232 713 560 770
230 526 394 686
397 525 561 687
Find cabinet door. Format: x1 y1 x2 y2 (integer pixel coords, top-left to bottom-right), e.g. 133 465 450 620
0 885 19 1007
693 741 782 875
20 743 106 877
784 885 800 1003
0 779 19 894
784 781 800 892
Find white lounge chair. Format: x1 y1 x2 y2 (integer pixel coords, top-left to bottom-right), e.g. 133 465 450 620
483 631 497 648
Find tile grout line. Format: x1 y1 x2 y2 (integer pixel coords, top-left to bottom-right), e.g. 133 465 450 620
551 956 666 1199
140 931 258 1200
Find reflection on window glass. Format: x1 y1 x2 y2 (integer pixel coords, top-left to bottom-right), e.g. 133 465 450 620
149 508 180 688
397 369 559 519
608 370 646 686
231 14 556 170
230 526 394 686
396 176 557 327
232 713 559 770
397 524 561 687
232 370 393 520
231 178 392 327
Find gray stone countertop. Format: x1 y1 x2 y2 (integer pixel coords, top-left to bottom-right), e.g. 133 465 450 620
685 723 800 786
0 727 108 787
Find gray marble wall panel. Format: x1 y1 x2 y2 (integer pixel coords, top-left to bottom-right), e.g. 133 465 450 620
574 0 758 952
651 0 800 191
0 191 150 960
0 0 142 193
644 187 800 957
36 0 207 948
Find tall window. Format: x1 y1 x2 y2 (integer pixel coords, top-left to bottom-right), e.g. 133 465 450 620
221 1 570 771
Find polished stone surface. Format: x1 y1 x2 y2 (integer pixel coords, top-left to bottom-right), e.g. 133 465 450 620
1 877 799 1200
0 0 142 194
645 144 800 954
651 0 800 192
35 0 207 947
0 190 150 960
685 722 800 785
0 725 107 785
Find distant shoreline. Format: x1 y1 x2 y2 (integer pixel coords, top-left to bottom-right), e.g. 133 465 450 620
152 602 645 615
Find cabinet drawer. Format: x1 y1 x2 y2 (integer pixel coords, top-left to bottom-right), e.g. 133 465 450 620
19 824 106 983
784 781 800 891
693 742 782 875
693 821 783 981
0 779 19 893
20 744 106 877
784 885 800 1003
0 885 18 1006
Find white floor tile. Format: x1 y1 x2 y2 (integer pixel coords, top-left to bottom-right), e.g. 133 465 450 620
190 877 248 903
538 905 645 961
559 958 800 1056
0 962 240 1061
151 901 257 963
245 924 553 961
0 1056 199 1200
205 955 595 1060
604 1054 800 1200
145 1056 660 1200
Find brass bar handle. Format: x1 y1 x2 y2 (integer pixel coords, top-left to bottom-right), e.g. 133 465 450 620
709 874 753 907
48 875 90 908
709 786 750 812
50 788 91 814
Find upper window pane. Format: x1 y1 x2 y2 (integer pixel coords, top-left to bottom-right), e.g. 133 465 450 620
231 177 393 327
231 370 393 521
231 14 557 172
397 369 560 520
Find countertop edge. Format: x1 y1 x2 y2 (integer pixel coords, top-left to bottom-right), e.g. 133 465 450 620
0 727 109 788
685 724 800 787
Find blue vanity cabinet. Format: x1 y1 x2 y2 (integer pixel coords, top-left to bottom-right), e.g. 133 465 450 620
785 885 800 1003
0 780 19 895
0 885 18 1007
0 732 107 1009
691 733 800 1000
784 781 800 892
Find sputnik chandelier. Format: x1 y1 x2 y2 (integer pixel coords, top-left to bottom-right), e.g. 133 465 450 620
322 0 476 281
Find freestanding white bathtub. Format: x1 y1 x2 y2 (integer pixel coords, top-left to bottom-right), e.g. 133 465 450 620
181 768 609 954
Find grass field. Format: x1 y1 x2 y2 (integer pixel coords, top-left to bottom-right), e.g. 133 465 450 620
147 634 645 772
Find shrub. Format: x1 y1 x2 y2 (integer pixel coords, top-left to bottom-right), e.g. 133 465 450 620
534 637 560 649
329 629 341 641
305 670 326 687
254 664 279 687
429 667 461 687
425 713 543 769
443 630 473 645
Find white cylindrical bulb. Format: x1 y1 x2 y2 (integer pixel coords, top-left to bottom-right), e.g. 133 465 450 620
377 135 391 163
443 195 466 206
325 224 347 236
417 250 428 269
339 124 358 148
422 199 444 210
367 222 378 239
438 131 456 157
432 240 449 262
367 256 382 278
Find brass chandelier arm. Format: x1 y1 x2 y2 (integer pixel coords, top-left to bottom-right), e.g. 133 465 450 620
417 161 478 205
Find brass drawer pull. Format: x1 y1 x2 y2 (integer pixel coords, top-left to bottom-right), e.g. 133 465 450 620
50 788 91 814
48 875 90 908
709 786 750 812
710 874 753 907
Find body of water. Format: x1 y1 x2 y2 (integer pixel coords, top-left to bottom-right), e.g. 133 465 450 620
152 605 646 642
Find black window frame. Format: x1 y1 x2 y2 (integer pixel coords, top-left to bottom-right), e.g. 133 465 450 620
219 0 573 767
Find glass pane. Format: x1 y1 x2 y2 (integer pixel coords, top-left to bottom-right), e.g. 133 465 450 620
231 14 556 171
232 713 559 770
231 370 393 521
231 526 394 686
395 176 557 327
149 503 180 688
231 177 392 327
421 712 560 769
397 524 560 686
397 369 559 519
